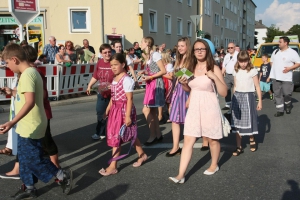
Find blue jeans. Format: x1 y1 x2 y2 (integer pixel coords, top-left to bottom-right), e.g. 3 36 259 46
96 93 110 136
18 135 58 186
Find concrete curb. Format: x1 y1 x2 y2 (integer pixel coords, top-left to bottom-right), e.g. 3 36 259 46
0 89 145 113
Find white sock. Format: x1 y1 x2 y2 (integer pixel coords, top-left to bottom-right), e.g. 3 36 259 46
56 169 64 181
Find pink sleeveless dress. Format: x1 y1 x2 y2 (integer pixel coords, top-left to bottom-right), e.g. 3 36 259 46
184 76 222 139
106 74 137 147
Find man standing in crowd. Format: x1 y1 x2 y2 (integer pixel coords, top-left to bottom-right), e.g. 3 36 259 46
270 36 300 117
43 36 58 64
158 43 166 53
133 42 142 58
82 39 95 54
222 42 239 111
235 45 240 52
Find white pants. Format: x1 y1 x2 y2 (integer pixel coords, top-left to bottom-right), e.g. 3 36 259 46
6 127 18 155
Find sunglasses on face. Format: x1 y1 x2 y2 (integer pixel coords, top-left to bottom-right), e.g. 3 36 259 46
227 47 234 49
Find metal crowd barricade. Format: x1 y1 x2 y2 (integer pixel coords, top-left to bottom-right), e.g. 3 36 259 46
0 67 16 101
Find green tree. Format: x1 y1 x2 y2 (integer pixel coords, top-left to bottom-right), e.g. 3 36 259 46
286 24 300 39
264 24 285 42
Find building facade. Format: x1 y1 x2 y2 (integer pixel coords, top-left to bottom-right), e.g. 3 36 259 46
199 0 256 50
0 0 197 55
254 19 267 49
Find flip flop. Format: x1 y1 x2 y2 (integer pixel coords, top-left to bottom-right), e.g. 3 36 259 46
98 168 118 176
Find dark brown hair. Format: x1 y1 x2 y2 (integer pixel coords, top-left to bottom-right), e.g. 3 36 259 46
191 39 215 73
234 50 254 72
2 43 26 62
262 53 269 58
99 43 112 53
110 53 128 72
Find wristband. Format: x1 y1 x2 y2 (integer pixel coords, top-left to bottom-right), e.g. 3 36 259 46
150 76 153 80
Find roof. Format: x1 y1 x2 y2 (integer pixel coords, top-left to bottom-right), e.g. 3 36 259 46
255 20 267 29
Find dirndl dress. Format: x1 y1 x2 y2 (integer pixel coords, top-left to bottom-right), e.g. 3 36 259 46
143 53 165 107
106 74 137 147
169 80 189 124
231 92 258 135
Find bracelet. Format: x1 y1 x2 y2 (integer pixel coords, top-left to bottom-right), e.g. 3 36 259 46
150 76 154 80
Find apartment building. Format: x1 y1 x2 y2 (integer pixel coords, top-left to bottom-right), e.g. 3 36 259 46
0 0 197 54
254 20 267 49
200 0 256 50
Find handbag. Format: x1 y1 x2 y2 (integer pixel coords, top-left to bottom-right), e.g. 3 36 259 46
212 84 231 137
108 123 137 164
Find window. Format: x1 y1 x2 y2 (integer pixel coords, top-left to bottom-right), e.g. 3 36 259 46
222 6 224 15
68 8 91 33
221 27 224 39
214 36 219 48
204 0 211 15
187 21 192 37
177 18 183 35
214 13 220 26
149 10 157 32
187 0 192 6
225 18 229 28
226 0 229 9
164 15 171 34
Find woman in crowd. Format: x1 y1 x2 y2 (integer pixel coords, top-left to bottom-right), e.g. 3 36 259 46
138 36 166 145
169 39 227 183
65 40 77 63
55 45 71 64
166 37 191 157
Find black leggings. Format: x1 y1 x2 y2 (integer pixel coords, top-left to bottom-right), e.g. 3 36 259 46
16 120 58 162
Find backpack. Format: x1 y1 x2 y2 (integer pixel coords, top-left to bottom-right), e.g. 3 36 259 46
108 123 137 164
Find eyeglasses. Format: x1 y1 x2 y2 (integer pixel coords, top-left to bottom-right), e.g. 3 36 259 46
102 51 112 54
227 47 234 49
194 48 206 53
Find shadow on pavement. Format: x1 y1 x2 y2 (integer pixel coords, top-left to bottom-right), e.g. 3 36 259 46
92 184 129 200
282 180 300 200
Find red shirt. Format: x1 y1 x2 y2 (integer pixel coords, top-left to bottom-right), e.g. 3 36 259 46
36 68 53 119
93 59 114 98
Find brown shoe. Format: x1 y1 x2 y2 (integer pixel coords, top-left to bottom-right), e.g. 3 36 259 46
0 147 12 156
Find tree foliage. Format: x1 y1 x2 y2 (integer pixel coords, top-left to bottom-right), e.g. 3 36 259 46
286 24 300 40
264 24 285 42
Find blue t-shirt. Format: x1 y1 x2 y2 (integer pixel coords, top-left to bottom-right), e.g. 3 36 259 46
260 62 271 82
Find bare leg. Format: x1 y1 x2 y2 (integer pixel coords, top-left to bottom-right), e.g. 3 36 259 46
50 154 61 168
6 162 19 175
158 107 163 121
106 147 120 172
133 138 147 165
151 108 162 138
169 123 180 153
236 133 242 148
143 107 156 142
202 136 209 147
206 138 220 172
175 135 197 180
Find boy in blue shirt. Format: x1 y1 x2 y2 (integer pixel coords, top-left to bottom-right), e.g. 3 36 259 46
258 54 273 100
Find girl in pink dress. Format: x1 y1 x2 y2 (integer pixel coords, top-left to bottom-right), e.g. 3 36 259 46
169 39 227 183
99 53 147 176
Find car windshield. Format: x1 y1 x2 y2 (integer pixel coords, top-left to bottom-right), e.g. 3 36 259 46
256 44 299 58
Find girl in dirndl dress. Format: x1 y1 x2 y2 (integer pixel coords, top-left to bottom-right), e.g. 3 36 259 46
99 53 147 176
231 50 262 156
138 37 166 145
166 37 191 157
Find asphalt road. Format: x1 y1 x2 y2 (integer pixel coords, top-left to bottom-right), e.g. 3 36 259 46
0 92 300 200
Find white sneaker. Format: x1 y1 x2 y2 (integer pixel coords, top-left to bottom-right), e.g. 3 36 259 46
91 134 100 140
203 166 219 175
100 135 106 140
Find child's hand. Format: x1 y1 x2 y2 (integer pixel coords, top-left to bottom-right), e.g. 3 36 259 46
178 76 188 85
137 70 145 76
266 78 270 83
0 87 12 96
125 116 132 127
257 101 262 110
103 111 109 120
0 121 13 134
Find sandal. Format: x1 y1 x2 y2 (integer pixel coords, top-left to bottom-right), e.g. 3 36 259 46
133 153 148 167
0 147 12 156
98 168 118 176
249 137 256 152
232 147 244 156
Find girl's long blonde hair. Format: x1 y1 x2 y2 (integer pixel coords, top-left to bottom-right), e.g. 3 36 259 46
234 50 254 72
142 36 154 65
174 37 192 71
161 52 171 65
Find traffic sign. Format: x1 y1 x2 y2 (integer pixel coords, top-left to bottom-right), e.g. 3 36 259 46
190 15 202 26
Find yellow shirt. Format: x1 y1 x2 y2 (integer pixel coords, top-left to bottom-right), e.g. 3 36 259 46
15 67 47 139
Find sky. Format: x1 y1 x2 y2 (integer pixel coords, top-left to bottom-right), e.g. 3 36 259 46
253 0 300 31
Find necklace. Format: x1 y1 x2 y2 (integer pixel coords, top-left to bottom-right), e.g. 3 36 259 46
197 65 206 72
